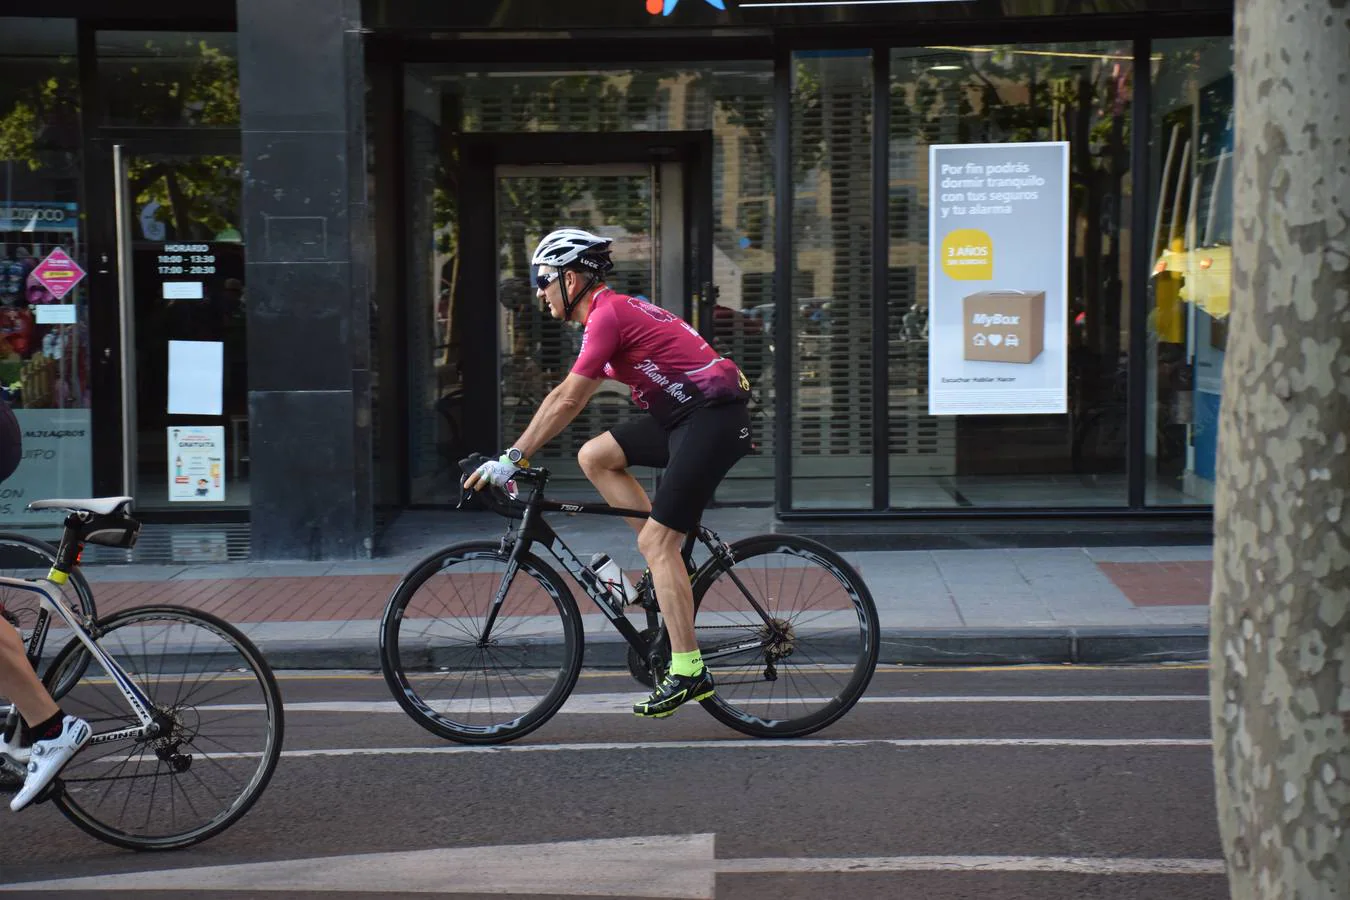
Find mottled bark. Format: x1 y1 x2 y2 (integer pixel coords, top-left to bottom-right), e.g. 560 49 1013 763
1211 2 1350 899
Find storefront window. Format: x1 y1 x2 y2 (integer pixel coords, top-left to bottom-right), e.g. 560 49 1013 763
403 63 775 503
791 51 874 509
0 18 91 525
96 31 239 127
1146 37 1234 506
890 42 1134 508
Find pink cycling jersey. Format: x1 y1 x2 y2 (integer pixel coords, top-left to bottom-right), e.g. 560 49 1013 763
570 288 750 426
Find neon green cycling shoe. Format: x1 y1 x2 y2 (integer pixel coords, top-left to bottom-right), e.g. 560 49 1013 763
634 667 715 719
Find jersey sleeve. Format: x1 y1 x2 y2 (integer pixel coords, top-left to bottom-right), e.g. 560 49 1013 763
571 303 620 379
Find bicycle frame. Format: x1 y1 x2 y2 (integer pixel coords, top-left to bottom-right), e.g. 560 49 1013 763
476 472 772 665
0 575 157 747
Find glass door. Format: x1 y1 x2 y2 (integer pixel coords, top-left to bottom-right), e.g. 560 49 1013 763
492 164 676 499
112 147 247 510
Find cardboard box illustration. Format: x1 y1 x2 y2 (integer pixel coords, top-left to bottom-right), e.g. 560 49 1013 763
963 290 1046 364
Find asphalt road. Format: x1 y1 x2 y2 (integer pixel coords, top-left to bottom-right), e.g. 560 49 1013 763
0 664 1228 899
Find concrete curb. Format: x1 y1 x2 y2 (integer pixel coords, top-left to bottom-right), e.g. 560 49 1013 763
250 626 1210 671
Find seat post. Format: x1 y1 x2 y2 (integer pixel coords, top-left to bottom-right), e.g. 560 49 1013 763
48 513 85 585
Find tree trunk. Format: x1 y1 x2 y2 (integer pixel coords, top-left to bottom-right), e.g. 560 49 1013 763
1211 2 1350 899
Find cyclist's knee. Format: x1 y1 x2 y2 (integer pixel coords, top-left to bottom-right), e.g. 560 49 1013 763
637 518 682 561
577 433 625 477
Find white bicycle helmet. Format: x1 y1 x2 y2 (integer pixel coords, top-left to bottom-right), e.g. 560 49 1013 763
531 228 614 275
531 228 614 320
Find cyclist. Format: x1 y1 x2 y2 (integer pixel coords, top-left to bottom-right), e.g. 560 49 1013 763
0 396 91 812
465 227 752 719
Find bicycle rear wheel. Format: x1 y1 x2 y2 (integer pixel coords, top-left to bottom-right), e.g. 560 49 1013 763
692 534 879 738
379 541 584 745
41 605 284 851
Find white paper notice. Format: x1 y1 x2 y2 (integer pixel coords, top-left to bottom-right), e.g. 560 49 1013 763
167 426 225 502
167 340 223 416
163 281 204 300
33 304 78 325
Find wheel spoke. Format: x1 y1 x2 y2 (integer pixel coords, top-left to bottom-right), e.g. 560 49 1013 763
46 607 281 850
695 537 878 737
381 545 582 744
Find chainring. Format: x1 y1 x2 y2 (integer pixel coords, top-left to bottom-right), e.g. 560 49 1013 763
626 627 670 689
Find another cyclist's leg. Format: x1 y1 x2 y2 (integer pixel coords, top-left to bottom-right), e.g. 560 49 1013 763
579 418 667 535
0 604 57 737
0 608 89 811
634 403 752 718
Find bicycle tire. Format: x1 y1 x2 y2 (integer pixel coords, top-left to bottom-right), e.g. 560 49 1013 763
379 540 584 745
691 534 879 738
42 605 284 851
0 532 97 695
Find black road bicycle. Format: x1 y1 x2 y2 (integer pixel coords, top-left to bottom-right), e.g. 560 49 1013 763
379 455 879 745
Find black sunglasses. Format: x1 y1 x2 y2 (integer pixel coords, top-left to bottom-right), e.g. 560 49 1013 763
534 270 561 292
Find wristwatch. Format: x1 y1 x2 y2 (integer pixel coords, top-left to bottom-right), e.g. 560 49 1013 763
506 447 529 467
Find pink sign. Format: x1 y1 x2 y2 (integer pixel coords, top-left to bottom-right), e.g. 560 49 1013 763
31 248 86 300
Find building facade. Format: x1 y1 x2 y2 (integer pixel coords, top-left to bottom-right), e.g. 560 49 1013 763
0 0 1235 559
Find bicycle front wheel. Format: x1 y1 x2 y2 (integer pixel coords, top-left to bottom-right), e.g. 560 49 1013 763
379 541 584 745
41 606 284 851
692 535 879 738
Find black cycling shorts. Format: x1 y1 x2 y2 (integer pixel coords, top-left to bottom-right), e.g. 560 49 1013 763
608 402 751 533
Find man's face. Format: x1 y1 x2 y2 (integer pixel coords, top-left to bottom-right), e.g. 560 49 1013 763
536 266 574 321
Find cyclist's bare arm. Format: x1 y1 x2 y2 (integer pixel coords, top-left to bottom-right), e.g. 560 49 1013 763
510 372 604 459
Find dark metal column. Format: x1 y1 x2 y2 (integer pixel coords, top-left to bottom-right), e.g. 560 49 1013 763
1128 37 1153 510
236 0 373 558
872 48 890 511
773 49 794 514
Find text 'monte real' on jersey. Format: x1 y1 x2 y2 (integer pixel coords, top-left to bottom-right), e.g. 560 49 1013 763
569 288 751 427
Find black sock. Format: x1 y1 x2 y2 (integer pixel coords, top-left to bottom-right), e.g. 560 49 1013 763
27 710 66 744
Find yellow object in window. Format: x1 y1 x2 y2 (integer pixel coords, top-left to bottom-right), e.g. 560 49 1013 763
1151 237 1186 343
1152 243 1233 320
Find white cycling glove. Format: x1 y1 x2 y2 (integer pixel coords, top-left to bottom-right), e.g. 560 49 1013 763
470 454 519 490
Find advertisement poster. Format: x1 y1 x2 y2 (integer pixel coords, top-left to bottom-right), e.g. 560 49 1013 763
168 426 225 502
927 142 1070 415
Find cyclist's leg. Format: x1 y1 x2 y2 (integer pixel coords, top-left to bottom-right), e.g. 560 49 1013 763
0 604 57 730
578 417 667 535
2 603 90 811
634 403 752 718
633 515 713 717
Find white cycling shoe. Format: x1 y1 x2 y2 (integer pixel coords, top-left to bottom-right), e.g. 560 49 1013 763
10 716 90 813
0 728 29 765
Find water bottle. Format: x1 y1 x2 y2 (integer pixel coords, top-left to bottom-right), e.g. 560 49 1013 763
589 552 639 608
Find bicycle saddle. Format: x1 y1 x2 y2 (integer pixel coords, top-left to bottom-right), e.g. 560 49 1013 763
28 497 134 517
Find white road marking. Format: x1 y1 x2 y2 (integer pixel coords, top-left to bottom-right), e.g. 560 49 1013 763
0 834 1225 897
199 694 1209 717
141 737 1206 763
718 855 1226 876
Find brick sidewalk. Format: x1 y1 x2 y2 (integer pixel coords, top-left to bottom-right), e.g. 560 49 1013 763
87 575 402 623
83 557 1215 625
1097 561 1212 606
